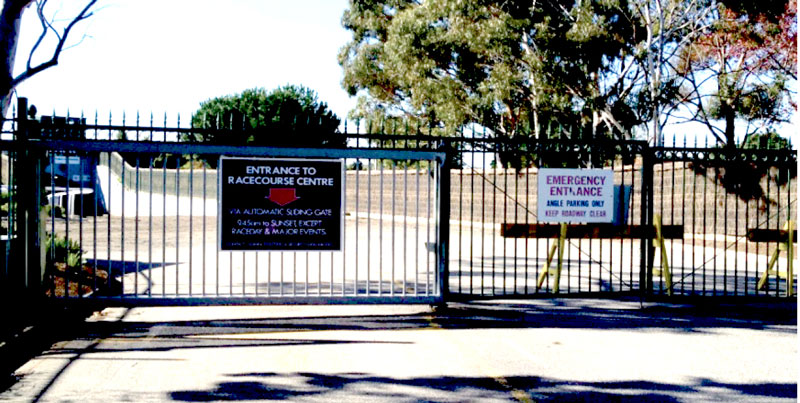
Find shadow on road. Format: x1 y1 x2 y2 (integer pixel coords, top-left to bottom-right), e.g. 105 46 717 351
169 373 796 402
24 298 797 359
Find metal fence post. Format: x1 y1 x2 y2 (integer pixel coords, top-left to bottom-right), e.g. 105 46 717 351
14 98 45 297
13 97 27 296
640 145 655 297
437 140 451 302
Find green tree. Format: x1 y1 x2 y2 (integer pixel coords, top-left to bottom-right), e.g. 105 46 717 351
742 131 792 150
628 0 718 146
339 0 796 146
338 0 704 168
187 85 344 166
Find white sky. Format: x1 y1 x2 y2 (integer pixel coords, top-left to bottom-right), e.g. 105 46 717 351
9 0 798 146
13 0 356 126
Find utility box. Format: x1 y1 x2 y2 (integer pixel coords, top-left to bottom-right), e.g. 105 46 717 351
612 184 632 226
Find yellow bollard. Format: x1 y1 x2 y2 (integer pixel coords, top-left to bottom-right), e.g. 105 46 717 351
653 214 672 296
537 242 558 290
757 220 795 297
788 220 794 297
537 223 567 293
553 222 567 293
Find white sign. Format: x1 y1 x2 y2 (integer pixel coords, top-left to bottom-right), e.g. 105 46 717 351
538 168 614 223
54 155 81 164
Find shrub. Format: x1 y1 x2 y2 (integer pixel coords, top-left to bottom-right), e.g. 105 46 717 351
46 235 83 268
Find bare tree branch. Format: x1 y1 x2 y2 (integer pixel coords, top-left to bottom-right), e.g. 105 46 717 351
682 67 727 144
26 0 53 71
12 0 97 89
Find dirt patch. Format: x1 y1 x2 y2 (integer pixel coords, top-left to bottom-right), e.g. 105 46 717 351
43 262 122 298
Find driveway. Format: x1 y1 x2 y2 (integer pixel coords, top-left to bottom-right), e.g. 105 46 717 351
0 299 795 402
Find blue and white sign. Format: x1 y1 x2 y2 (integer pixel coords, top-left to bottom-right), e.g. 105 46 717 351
538 168 614 223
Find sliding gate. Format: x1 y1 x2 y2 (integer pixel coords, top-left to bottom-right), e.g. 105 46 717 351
2 101 449 305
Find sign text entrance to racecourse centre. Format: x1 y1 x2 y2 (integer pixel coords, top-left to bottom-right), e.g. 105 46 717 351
219 157 343 251
537 168 614 223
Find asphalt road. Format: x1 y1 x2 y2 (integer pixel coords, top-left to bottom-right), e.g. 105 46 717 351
0 299 796 402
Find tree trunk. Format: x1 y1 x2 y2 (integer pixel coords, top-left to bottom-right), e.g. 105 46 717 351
0 0 32 119
722 101 737 149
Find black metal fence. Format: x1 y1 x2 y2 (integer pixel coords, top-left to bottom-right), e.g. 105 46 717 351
347 131 797 299
0 99 796 303
651 147 796 297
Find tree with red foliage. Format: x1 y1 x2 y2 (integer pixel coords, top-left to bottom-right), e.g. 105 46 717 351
677 0 797 148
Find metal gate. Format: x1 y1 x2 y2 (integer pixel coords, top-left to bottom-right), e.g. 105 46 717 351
1 99 449 305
